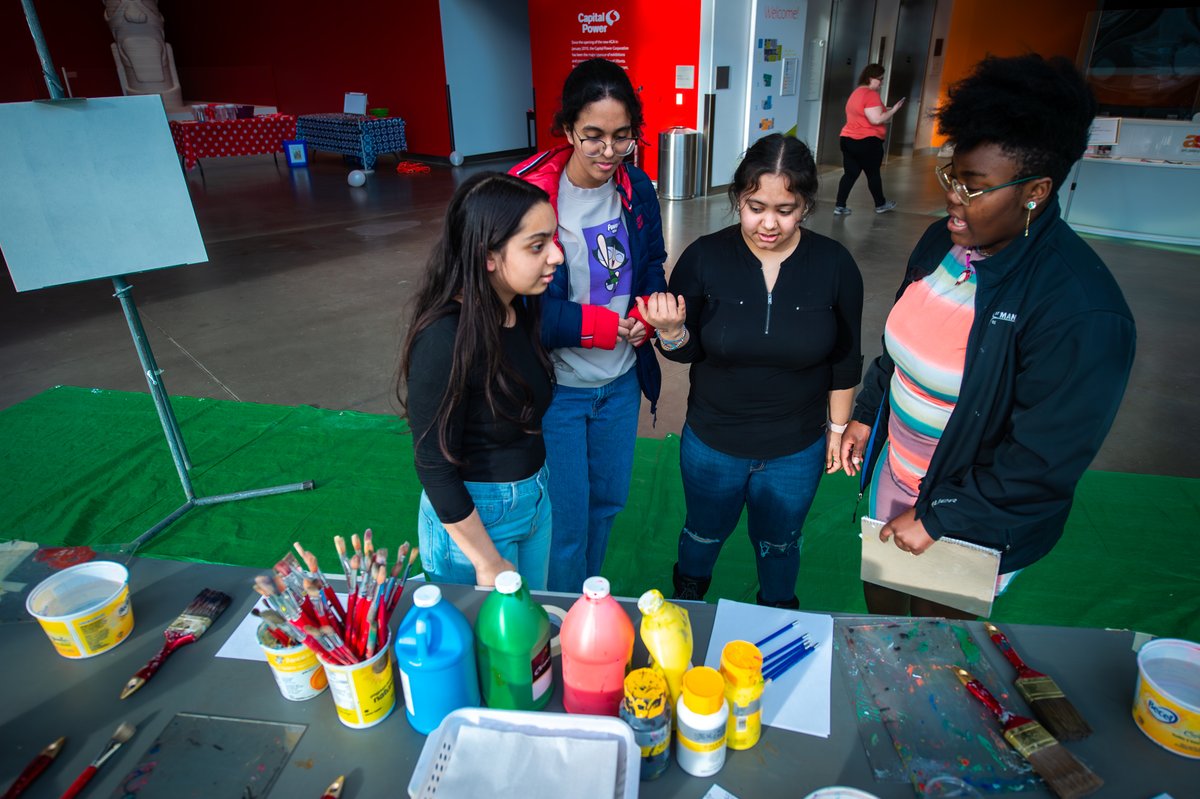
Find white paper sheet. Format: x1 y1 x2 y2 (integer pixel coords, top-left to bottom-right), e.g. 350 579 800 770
703 600 833 738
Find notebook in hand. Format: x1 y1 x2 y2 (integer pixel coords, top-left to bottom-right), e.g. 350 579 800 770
859 517 1002 617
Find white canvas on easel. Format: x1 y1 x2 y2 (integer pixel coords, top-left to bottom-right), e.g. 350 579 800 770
860 516 1002 617
0 95 207 291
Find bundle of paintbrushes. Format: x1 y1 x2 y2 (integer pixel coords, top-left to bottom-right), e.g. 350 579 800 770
252 529 419 665
983 622 1092 741
754 621 819 683
954 667 1102 799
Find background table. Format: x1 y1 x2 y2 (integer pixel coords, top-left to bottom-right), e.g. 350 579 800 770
1 556 1194 798
168 114 297 171
295 113 408 170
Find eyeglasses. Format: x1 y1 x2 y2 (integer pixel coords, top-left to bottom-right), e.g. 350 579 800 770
572 128 638 158
935 162 1042 206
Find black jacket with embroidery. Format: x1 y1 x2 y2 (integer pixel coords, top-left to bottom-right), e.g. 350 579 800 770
853 197 1136 571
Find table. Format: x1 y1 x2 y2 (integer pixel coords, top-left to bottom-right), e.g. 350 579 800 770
1 556 1195 798
295 113 408 170
168 114 297 171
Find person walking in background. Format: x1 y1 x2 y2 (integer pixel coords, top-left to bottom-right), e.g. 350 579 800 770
834 64 904 216
839 55 1136 617
510 58 668 593
638 134 863 608
399 173 562 589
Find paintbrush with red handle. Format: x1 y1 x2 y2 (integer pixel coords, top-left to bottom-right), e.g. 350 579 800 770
2 736 65 799
59 723 135 799
320 775 345 799
954 667 1102 799
984 622 1092 741
120 588 232 699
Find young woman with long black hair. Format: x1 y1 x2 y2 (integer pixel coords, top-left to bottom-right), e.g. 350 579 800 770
399 172 563 589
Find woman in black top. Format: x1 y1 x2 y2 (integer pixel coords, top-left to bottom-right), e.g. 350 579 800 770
399 173 563 589
639 134 864 606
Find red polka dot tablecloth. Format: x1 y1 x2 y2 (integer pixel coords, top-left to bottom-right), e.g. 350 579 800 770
169 114 298 171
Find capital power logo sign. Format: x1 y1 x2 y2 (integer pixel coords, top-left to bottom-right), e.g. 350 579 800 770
579 10 621 33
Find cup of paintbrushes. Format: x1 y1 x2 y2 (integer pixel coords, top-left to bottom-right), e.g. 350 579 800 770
322 644 396 729
258 620 328 701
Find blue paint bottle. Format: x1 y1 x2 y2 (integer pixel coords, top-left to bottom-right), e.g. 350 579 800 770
394 585 480 733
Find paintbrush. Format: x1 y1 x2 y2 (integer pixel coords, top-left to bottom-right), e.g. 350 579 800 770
120 588 232 699
2 736 65 799
320 775 345 799
954 667 1102 799
387 546 420 614
59 722 135 799
984 622 1092 741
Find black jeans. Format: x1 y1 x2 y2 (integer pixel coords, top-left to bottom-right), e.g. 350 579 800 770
836 135 886 207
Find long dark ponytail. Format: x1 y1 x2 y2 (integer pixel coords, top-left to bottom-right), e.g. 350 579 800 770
398 172 553 464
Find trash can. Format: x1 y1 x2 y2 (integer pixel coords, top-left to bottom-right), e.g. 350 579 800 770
658 127 700 200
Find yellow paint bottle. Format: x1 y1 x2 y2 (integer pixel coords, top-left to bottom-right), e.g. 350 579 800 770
637 589 693 709
720 640 764 750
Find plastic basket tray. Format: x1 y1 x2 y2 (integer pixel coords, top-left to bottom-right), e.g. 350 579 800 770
407 707 638 799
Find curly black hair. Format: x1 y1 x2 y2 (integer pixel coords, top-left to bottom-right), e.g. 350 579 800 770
936 54 1097 190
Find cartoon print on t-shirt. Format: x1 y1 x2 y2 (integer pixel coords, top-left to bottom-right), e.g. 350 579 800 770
584 217 631 299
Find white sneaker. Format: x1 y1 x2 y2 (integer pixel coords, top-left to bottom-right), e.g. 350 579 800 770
875 201 897 214
833 206 852 216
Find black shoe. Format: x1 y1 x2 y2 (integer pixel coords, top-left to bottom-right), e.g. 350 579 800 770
671 563 711 601
756 591 800 609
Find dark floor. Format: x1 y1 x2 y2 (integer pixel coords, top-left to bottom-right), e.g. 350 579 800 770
2 149 1197 477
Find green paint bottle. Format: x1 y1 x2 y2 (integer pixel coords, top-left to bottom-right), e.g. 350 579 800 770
475 571 553 710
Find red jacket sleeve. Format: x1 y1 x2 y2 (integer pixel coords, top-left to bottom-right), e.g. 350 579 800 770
579 304 620 350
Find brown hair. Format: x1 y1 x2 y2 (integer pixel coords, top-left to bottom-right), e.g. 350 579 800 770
857 64 885 86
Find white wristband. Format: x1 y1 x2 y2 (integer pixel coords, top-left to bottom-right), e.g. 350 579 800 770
827 420 848 434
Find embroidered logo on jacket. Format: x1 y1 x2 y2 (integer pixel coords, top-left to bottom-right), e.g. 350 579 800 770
990 311 1018 325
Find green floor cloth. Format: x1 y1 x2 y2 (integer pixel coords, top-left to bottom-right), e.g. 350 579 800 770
3 386 1197 640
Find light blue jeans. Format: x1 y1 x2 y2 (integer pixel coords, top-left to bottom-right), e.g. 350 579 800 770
417 464 551 590
677 425 825 604
542 368 641 592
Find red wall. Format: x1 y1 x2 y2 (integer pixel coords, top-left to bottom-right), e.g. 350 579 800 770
526 1 702 179
1 0 452 157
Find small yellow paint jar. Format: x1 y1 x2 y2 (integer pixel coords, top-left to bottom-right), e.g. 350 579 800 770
720 640 764 750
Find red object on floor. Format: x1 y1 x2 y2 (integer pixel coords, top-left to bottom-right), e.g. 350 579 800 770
395 161 431 174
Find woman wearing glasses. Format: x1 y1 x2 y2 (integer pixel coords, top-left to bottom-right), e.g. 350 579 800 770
839 54 1135 617
510 58 668 592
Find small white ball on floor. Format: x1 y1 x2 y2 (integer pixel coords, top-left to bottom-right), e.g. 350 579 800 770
449 151 464 166
347 170 366 187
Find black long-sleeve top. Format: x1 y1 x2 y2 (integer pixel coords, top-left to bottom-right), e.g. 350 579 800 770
659 225 864 459
407 308 552 523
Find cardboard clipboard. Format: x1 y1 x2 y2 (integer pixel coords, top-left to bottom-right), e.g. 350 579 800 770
860 516 1002 617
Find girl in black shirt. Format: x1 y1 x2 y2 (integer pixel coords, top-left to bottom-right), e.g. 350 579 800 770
639 134 864 606
399 173 563 589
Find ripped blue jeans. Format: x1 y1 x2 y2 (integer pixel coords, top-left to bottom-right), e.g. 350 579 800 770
676 424 824 604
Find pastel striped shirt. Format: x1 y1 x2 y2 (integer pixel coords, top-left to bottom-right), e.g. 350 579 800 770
883 245 979 494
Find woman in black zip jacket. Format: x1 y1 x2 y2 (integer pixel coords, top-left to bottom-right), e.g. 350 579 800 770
839 55 1136 618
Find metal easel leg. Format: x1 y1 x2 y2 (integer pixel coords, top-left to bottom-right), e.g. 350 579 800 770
111 276 314 554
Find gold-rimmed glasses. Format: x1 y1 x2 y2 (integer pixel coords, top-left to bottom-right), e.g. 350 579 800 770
935 162 1042 206
572 128 638 158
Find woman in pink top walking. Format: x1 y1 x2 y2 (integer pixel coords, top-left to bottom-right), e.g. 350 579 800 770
833 64 905 216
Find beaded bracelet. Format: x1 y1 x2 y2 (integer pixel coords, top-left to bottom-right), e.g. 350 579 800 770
657 328 690 351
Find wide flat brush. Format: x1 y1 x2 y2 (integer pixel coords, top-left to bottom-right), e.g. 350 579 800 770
120 588 232 699
954 667 1102 799
984 622 1092 741
2 736 65 799
59 722 135 799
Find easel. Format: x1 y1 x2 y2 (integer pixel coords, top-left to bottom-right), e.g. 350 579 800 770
10 1 312 553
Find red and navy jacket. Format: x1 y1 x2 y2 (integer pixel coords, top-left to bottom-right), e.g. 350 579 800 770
510 145 669 414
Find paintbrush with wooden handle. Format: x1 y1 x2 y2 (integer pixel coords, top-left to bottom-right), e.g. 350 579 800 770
120 588 231 699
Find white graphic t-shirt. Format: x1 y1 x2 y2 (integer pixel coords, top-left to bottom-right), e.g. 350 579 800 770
554 172 636 387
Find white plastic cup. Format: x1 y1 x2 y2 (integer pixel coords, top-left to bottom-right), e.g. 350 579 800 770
323 645 396 729
26 561 134 658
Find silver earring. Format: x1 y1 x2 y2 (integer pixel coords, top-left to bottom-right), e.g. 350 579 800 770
1024 201 1037 237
